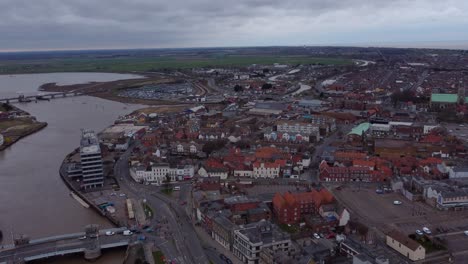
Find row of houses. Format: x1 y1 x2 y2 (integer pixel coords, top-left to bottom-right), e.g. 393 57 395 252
129 163 195 184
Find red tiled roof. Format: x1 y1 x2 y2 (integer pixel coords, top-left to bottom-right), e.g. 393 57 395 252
419 157 443 166
253 161 280 169
206 158 225 169
255 147 283 159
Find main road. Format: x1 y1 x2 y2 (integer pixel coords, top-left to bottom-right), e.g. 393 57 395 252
113 147 210 264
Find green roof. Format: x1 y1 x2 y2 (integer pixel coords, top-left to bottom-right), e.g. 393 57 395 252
348 122 370 136
431 93 468 103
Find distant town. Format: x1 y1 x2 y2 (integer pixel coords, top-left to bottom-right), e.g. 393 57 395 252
1 46 468 264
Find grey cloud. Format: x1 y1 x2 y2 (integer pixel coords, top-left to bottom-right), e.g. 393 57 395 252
0 0 467 50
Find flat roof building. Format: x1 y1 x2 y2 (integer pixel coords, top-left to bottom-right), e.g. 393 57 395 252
80 130 104 189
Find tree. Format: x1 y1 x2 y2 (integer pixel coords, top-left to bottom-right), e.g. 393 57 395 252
261 83 273 90
234 140 252 149
234 84 244 92
390 89 426 106
163 173 171 192
202 139 227 156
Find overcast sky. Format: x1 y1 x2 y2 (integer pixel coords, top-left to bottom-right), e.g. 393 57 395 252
1 0 467 51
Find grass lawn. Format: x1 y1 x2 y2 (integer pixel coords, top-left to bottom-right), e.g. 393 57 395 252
153 250 166 264
161 188 173 195
0 55 352 74
409 234 447 253
0 119 33 130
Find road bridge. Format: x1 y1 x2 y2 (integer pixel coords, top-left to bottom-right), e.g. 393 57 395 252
0 226 132 264
0 91 88 104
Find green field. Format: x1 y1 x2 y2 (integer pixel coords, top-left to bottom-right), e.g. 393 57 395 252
0 55 352 74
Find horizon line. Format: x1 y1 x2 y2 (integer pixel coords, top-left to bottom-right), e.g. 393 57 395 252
1 40 468 53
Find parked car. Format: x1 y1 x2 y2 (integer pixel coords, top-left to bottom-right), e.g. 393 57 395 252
415 230 423 236
123 230 133 236
422 227 431 234
225 258 233 264
219 254 227 261
326 233 336 239
105 231 115 236
464 231 468 236
137 235 146 241
376 189 384 194
78 235 87 240
313 233 320 239
393 200 402 205
173 186 181 191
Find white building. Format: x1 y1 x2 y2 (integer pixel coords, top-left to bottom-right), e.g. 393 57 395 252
80 130 104 189
449 167 468 179
276 121 320 135
233 168 253 177
130 163 195 185
252 162 280 179
232 221 290 264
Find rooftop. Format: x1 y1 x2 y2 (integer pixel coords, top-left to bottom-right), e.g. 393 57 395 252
348 122 370 136
237 220 290 245
430 93 468 103
80 130 101 154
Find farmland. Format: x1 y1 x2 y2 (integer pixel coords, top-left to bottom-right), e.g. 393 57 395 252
0 55 352 74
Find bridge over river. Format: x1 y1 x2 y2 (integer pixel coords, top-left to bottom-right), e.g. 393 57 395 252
0 91 90 104
0 226 132 264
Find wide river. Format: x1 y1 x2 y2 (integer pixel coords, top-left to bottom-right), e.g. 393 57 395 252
0 73 144 263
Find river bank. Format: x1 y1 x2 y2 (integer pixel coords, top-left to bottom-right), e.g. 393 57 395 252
38 73 190 106
0 73 147 264
0 103 47 152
